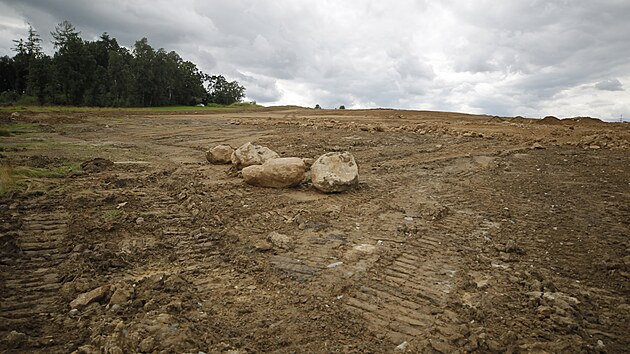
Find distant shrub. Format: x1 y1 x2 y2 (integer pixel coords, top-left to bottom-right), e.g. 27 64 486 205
339 105 345 110
15 95 38 106
0 91 18 105
314 104 321 109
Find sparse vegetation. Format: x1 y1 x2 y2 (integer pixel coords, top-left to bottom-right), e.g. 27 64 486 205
101 208 122 221
0 123 39 136
0 164 17 195
12 163 80 178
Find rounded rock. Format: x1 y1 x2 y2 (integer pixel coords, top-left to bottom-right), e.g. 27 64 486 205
231 142 279 168
242 157 305 188
311 152 359 193
206 144 234 164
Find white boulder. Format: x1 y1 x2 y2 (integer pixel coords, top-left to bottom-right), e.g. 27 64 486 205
206 144 234 164
311 152 359 193
231 142 279 168
242 157 305 188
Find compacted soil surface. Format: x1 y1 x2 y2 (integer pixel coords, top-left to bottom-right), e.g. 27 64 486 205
1 107 629 353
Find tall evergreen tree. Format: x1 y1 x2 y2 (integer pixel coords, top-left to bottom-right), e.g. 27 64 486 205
1 21 245 108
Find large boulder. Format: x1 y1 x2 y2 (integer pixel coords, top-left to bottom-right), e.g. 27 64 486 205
242 157 305 188
311 152 359 193
206 144 234 164
231 142 279 168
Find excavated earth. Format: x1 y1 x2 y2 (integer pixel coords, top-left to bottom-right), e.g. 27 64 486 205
1 108 629 353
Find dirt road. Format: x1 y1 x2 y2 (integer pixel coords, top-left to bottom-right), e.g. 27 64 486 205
1 108 629 353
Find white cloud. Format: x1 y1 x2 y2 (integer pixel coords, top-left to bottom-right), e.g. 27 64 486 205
0 0 629 119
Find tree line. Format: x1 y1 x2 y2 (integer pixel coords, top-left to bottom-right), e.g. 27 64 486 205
0 21 245 107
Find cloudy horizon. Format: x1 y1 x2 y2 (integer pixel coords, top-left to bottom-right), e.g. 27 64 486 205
1 0 629 121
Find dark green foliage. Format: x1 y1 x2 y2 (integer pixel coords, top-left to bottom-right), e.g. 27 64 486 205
1 21 245 107
206 75 245 105
339 105 345 109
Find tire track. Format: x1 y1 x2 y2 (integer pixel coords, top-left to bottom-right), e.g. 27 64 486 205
343 217 468 349
0 207 70 351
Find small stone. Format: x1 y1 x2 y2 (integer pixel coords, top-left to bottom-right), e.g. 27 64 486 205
206 144 235 164
72 345 100 354
395 341 409 351
109 304 121 313
70 285 110 309
327 261 343 268
302 158 316 169
589 144 601 149
4 330 27 348
135 217 144 224
254 240 273 252
69 308 79 317
166 299 182 312
353 244 376 254
311 152 359 193
231 142 279 168
531 142 545 149
138 336 156 353
109 285 133 305
242 157 306 188
269 232 292 249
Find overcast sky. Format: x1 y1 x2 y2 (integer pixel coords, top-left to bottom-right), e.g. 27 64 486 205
1 0 629 120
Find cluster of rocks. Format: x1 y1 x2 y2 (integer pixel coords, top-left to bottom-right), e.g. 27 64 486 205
206 142 359 193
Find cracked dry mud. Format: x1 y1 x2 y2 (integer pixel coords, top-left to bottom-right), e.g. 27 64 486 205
1 108 629 353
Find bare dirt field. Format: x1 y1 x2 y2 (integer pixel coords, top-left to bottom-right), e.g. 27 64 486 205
1 107 629 353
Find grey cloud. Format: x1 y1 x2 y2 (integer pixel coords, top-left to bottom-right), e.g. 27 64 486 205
595 79 623 91
0 1 629 119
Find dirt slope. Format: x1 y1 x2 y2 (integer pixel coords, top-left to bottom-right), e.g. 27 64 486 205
1 108 629 353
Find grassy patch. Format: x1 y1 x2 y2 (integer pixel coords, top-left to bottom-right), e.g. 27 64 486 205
0 123 39 136
102 208 122 221
0 164 17 195
0 161 81 196
12 163 81 178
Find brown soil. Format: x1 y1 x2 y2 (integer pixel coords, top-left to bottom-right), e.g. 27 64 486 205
1 108 629 353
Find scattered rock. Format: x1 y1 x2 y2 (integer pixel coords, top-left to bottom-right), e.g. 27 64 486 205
231 142 279 168
242 157 306 188
3 330 27 348
81 158 114 173
327 261 343 268
69 308 79 317
138 336 156 353
302 158 316 169
206 144 234 164
353 244 377 254
70 285 110 309
254 240 273 252
268 232 292 249
166 299 183 312
311 152 359 193
395 341 409 351
72 345 100 354
531 142 545 149
109 285 133 305
135 217 145 224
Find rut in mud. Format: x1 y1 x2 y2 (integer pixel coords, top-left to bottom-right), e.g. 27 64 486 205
1 108 629 353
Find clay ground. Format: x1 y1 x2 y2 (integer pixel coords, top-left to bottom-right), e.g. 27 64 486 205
1 107 629 353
